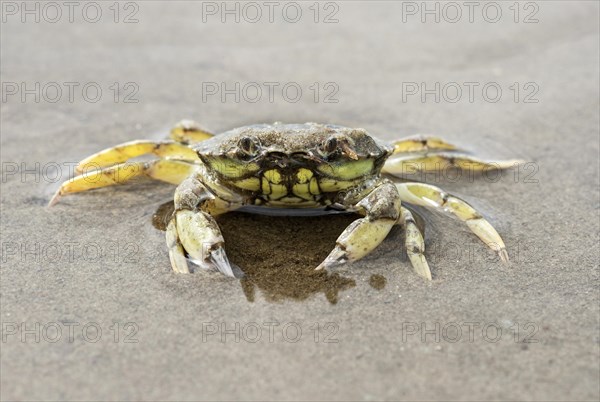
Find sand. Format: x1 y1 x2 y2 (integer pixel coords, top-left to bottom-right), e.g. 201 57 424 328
1 2 599 400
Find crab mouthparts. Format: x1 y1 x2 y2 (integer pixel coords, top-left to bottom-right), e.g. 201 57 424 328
264 151 313 168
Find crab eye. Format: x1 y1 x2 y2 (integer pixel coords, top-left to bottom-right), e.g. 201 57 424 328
320 137 339 156
320 136 359 161
238 136 260 157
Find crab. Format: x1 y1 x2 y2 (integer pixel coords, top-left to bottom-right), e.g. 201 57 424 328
49 121 520 279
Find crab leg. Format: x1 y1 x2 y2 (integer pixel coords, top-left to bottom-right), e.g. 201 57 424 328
73 120 212 173
391 135 459 154
75 140 200 174
316 182 400 271
383 152 523 175
49 160 198 206
399 206 431 280
168 175 241 276
166 219 191 274
395 182 509 262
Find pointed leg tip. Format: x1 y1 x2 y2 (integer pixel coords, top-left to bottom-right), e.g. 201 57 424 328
316 246 347 272
174 257 192 274
48 190 61 207
175 266 192 274
410 256 432 280
421 269 433 281
210 247 235 277
315 259 336 271
169 251 191 274
499 248 510 264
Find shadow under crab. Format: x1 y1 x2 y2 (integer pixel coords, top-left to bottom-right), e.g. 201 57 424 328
153 201 357 304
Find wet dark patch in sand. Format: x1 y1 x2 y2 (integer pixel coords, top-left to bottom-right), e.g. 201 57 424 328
152 201 175 231
369 274 387 290
153 202 358 304
219 212 357 304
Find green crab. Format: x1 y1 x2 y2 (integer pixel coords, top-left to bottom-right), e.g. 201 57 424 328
50 121 520 279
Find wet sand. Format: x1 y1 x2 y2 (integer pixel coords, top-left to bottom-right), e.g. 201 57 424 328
1 2 599 401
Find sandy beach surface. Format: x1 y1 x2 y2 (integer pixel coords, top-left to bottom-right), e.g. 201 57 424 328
1 2 599 400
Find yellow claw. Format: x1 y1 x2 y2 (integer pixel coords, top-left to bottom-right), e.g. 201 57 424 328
76 140 199 174
316 182 399 271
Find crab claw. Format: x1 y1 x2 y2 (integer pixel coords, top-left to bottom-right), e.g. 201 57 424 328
189 245 235 277
315 246 347 271
316 215 396 271
174 210 236 277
